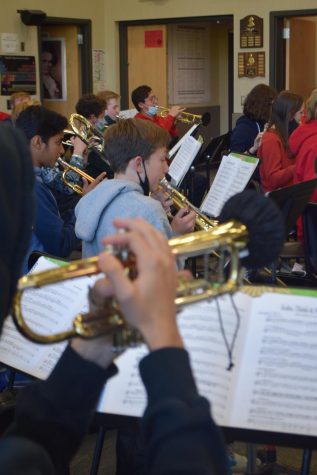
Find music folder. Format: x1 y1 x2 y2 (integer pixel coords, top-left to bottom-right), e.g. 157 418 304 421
1 257 317 447
201 153 259 218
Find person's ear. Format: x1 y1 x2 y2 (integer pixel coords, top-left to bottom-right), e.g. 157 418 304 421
130 155 143 173
30 135 44 151
138 101 145 112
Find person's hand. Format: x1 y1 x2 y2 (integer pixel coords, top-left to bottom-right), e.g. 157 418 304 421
81 172 107 195
71 136 87 160
90 218 183 351
248 132 264 155
168 105 186 118
71 269 115 369
171 208 196 234
150 188 173 214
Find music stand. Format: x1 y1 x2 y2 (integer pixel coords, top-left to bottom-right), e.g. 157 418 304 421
267 179 317 284
196 132 231 184
90 411 317 475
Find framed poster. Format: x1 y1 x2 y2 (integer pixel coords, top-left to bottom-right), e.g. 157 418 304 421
0 55 36 95
41 38 67 101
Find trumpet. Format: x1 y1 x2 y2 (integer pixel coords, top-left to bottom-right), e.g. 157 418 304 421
12 222 247 345
63 114 108 161
160 177 218 231
57 157 95 195
157 106 210 126
11 191 284 347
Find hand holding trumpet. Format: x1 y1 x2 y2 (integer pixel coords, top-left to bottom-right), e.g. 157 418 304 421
168 105 186 118
71 218 183 364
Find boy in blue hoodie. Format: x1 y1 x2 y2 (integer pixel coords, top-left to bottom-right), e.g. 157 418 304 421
75 118 196 257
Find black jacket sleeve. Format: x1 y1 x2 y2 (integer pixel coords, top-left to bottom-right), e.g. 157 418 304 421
139 348 228 475
4 345 117 473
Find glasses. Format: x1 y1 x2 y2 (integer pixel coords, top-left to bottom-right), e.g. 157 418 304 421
145 95 158 104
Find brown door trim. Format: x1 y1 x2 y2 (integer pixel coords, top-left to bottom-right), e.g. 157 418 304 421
270 9 317 91
37 17 92 99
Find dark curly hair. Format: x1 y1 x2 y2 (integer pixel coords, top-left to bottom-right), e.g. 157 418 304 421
243 84 277 122
75 94 107 119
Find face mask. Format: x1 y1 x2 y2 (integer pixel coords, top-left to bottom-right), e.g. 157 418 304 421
104 114 116 126
95 118 107 131
137 160 150 196
147 105 158 116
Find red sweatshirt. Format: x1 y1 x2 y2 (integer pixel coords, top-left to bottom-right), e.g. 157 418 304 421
135 111 178 138
257 129 295 193
289 120 317 241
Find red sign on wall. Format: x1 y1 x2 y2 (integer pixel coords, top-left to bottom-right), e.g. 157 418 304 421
144 30 163 48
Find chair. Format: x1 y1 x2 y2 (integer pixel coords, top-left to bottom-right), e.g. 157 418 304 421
267 179 317 285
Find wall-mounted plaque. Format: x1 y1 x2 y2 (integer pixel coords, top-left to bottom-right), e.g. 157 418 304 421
238 52 265 78
240 15 263 48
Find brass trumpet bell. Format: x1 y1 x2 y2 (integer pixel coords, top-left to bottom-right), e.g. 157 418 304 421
12 222 247 344
64 113 106 157
11 191 285 348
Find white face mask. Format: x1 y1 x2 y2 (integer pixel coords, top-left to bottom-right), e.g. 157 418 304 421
147 105 158 116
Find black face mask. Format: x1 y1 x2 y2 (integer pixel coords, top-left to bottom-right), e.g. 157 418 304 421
104 115 116 126
137 160 150 196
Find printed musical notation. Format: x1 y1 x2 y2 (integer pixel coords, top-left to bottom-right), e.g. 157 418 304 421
1 256 317 440
201 153 258 218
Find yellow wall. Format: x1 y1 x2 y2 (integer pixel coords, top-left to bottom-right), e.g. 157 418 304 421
0 0 106 111
103 0 317 113
2 0 317 115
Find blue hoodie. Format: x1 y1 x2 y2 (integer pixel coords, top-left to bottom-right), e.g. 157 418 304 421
75 179 173 257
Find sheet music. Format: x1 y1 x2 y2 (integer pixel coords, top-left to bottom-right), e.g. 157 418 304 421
98 293 252 423
168 135 202 186
232 292 317 436
0 257 97 380
3 260 317 440
168 124 199 158
201 153 259 217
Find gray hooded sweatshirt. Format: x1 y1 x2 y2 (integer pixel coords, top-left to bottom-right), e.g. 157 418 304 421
75 178 173 257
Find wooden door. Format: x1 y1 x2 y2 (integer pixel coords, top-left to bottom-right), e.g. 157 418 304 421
289 18 316 99
41 25 80 118
127 25 167 108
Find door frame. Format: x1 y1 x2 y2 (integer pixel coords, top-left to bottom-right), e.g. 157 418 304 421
118 14 233 122
270 9 317 91
37 16 92 100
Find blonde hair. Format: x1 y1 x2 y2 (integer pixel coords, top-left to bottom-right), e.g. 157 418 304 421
97 90 120 106
11 99 41 123
10 91 31 108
